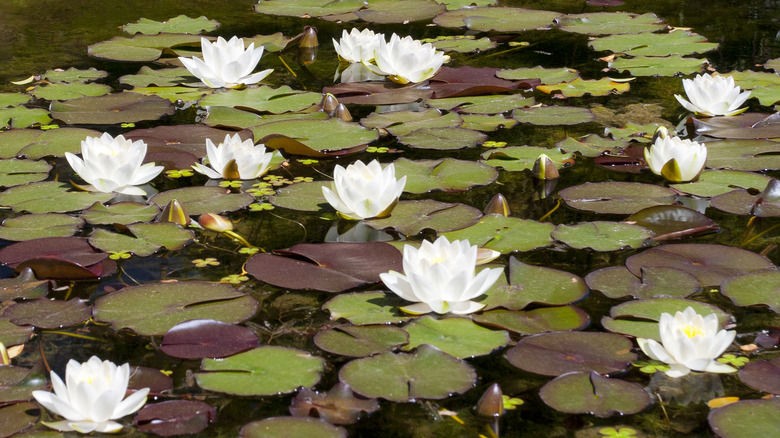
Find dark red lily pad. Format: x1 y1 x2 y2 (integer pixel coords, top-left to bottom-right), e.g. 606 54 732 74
625 243 776 287
261 134 366 158
289 382 379 425
539 371 651 418
0 237 116 280
246 242 402 292
3 298 91 329
161 319 259 359
428 66 526 99
505 331 637 376
134 400 216 436
322 82 432 105
129 366 174 394
625 205 719 240
711 179 780 217
50 92 175 125
738 356 780 395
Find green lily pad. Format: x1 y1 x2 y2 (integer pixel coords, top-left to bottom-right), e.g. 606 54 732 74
609 55 707 76
0 181 114 214
556 12 666 35
355 0 445 23
708 398 780 438
585 266 701 299
89 222 193 256
4 298 91 329
0 159 51 187
205 106 328 130
240 417 346 438
426 36 497 53
481 257 587 310
313 325 409 357
705 139 780 171
497 66 579 84
0 317 34 347
0 365 47 403
123 15 219 35
339 344 476 402
474 306 590 335
552 221 653 251
87 33 203 62
0 93 30 108
269 181 328 212
513 106 595 125
80 202 160 225
0 213 83 241
0 127 101 159
537 78 630 97
251 119 377 152
254 0 365 17
505 331 637 376
196 346 323 396
749 84 780 106
93 281 259 336
50 92 175 125
738 357 780 395
0 268 50 301
323 292 413 326
671 170 773 197
625 243 776 287
555 134 628 157
360 109 462 137
460 114 518 131
392 157 497 193
601 298 731 341
399 127 487 150
0 107 52 129
727 70 780 88
711 185 780 217
560 182 676 214
426 95 534 115
480 146 573 172
132 86 209 102
433 7 561 32
150 186 254 215
402 316 509 358
540 371 651 417
365 199 482 235
605 122 659 143
119 66 195 88
199 86 321 114
721 270 780 313
442 215 554 254
590 31 718 56
44 67 108 83
31 82 111 101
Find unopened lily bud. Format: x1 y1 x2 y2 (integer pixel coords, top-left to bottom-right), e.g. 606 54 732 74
159 199 189 226
299 26 319 48
475 383 504 419
333 103 352 122
484 193 510 216
319 93 339 115
652 125 670 143
531 154 559 180
199 213 233 232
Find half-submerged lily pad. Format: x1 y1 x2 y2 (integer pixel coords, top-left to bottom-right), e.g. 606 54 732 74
402 316 509 358
339 344 476 402
708 398 780 438
196 346 324 396
0 236 115 280
482 257 587 310
290 382 379 425
539 371 651 417
240 417 346 438
560 182 676 214
50 92 175 125
392 157 497 193
314 325 409 357
161 319 259 359
721 270 780 313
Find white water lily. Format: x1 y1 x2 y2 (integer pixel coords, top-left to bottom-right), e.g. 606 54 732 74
322 159 405 220
192 134 278 180
637 307 737 378
644 127 707 183
365 33 445 84
179 36 272 88
332 28 384 63
380 236 504 315
674 73 751 117
65 133 163 196
32 356 149 433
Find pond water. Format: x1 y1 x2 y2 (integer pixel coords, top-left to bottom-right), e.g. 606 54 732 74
0 0 779 437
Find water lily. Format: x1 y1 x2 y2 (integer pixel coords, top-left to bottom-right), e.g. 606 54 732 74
379 236 504 315
332 28 384 63
674 73 751 117
179 36 272 88
321 159 406 220
644 127 707 183
192 134 278 180
32 356 149 433
365 33 445 84
65 133 163 196
637 307 737 378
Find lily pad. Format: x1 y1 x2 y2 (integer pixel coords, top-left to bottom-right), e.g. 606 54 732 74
556 12 666 35
474 306 590 335
443 215 554 254
360 109 462 137
89 222 194 256
134 400 216 436
399 127 487 150
365 199 482 235
0 318 34 347
44 67 108 83
254 0 365 17
150 186 254 215
0 213 83 241
433 7 561 32
708 398 780 438
3 298 90 329
0 181 115 214
625 244 776 287
513 106 595 125
0 268 50 301
269 181 328 212
539 371 651 417
721 270 780 313
506 331 637 376
426 95 534 115
0 127 101 159
314 325 409 357
240 417 346 438
161 319 259 359
80 202 160 225
497 66 579 85
552 221 653 251
0 365 47 403
609 55 707 77
605 122 659 143
738 357 780 394
0 93 31 108
692 113 780 140
601 298 731 341
0 159 51 188
0 107 52 129
196 346 323 396
198 86 321 114
123 15 219 35
132 86 209 103
251 119 377 153
480 146 573 172
481 258 588 310
585 266 701 299
32 82 111 101
0 402 39 437
671 170 773 198
402 316 509 358
556 134 628 157
119 66 195 88
339 344 476 402
93 281 259 336
427 36 497 53
560 182 676 214
537 78 630 97
705 139 780 171
624 205 718 240
590 31 718 56
460 114 518 131
87 33 203 62
355 0 445 23
0 236 115 280
392 157 497 193
290 382 379 425
50 92 175 125
323 292 413 326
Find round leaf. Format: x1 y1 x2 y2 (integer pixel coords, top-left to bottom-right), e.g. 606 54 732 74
161 319 259 359
552 221 653 251
240 417 346 438
539 371 651 417
721 270 780 313
708 398 780 438
560 182 676 214
392 157 498 193
402 316 509 358
314 325 409 357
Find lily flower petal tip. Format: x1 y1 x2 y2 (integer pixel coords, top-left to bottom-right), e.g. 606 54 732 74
32 356 149 433
380 236 504 315
644 130 707 183
675 73 751 117
637 307 737 378
322 159 405 220
332 28 385 64
179 36 272 88
192 133 278 180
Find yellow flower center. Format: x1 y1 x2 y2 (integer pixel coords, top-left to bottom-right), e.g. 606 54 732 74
681 325 703 338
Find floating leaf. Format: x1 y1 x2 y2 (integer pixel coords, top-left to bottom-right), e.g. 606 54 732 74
50 92 175 125
44 67 108 83
254 0 365 17
609 55 707 76
314 325 409 357
31 82 111 101
87 33 202 62
3 298 90 329
0 402 39 437
0 107 52 129
585 266 700 299
426 95 534 115
474 306 590 335
198 86 321 114
590 31 717 56
560 182 676 214
360 109 462 137
150 186 254 215
671 170 773 198
721 270 780 313
0 365 47 403
123 15 219 35
0 318 34 347
161 319 259 359
539 371 651 417
119 66 195 88
240 417 346 438
0 268 49 301
0 127 101 159
601 298 730 341
196 346 323 396
0 181 114 214
460 114 518 131
399 127 487 150
0 93 31 108
443 215 554 254
0 159 51 188
0 213 83 241
497 66 579 85
556 12 666 35
402 316 509 358
323 292 413 325
251 119 377 153
365 199 482 235
355 0 445 23
89 222 193 257
481 258 587 310
433 7 561 32
708 398 780 438
269 181 328 212
429 66 526 98
556 134 628 157
537 78 630 97
705 139 780 171
392 157 497 193
692 113 780 140
428 36 497 53
480 146 572 172
290 382 379 425
134 400 216 436
80 202 160 226
552 221 653 251
738 357 780 395
513 106 595 125
0 236 115 280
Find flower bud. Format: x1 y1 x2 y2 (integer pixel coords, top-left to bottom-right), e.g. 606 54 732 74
484 193 510 216
531 154 560 180
333 103 353 122
299 26 319 48
199 213 233 232
158 199 189 226
320 93 339 115
475 383 504 419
